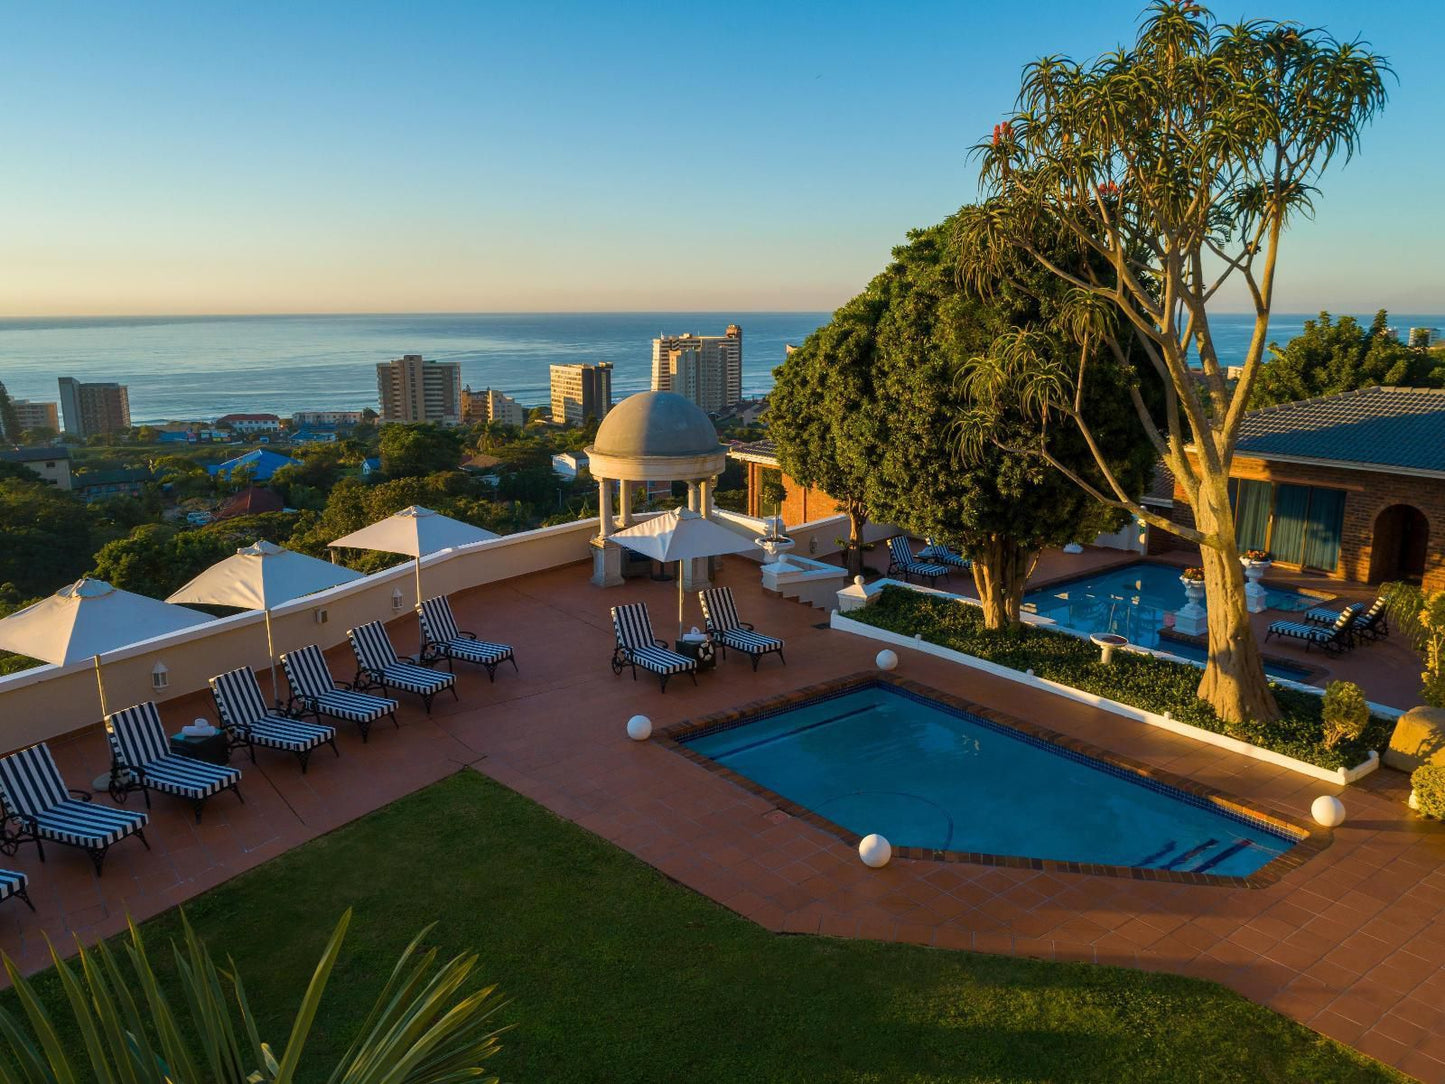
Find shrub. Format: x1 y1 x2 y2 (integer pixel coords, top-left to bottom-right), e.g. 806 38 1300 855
853 586 1390 770
1321 681 1370 749
1412 764 1445 819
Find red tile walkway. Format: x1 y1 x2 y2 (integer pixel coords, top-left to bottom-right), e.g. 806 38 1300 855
2 558 1442 1080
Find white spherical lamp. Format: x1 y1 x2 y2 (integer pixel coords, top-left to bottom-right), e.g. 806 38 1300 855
1311 795 1346 828
626 714 652 742
858 833 892 868
875 649 898 672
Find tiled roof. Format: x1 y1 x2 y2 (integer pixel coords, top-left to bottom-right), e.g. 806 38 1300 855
0 445 70 462
727 438 778 465
1142 462 1175 506
1236 387 1445 476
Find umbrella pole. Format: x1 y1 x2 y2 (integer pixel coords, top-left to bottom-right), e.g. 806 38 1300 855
92 654 108 719
265 608 280 708
677 560 685 641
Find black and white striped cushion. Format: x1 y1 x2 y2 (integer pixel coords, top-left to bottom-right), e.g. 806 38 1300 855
0 744 70 815
629 645 696 676
440 637 512 665
32 800 147 848
699 588 742 633
246 715 334 753
281 644 343 701
213 666 334 752
719 627 784 654
308 689 397 722
107 701 241 801
417 596 462 645
348 620 401 671
612 604 659 650
210 666 270 729
1268 620 1331 642
889 537 948 577
920 539 970 568
0 868 25 902
372 662 454 696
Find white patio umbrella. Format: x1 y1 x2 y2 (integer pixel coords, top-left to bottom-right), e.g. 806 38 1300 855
166 540 364 702
609 507 758 638
0 578 211 717
327 505 499 604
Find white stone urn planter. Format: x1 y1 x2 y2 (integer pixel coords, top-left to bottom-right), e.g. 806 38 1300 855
1175 575 1207 636
754 516 796 572
1240 558 1272 614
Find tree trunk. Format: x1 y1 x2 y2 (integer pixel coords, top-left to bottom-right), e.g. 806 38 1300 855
1192 480 1281 723
845 506 867 578
971 537 1034 630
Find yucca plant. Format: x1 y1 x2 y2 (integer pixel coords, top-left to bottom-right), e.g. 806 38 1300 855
0 909 507 1083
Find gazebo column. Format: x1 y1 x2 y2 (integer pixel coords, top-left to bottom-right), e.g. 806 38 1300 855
618 479 634 527
681 476 713 594
591 476 624 587
699 476 714 519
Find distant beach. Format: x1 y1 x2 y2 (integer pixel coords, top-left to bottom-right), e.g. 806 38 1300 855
0 310 1438 424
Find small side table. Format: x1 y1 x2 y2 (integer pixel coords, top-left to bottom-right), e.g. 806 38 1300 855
169 729 231 765
674 638 717 672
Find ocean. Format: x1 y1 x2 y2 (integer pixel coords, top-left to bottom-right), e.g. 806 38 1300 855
0 311 1439 425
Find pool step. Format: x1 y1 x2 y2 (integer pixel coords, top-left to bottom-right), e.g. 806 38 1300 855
1137 837 1254 874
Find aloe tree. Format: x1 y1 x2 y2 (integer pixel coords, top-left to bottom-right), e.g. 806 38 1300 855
955 1 1389 722
0 910 506 1082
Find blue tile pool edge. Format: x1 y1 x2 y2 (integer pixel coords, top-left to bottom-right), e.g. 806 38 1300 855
658 672 1328 890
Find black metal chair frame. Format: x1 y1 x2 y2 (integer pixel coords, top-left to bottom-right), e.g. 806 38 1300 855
221 713 339 775
107 753 244 825
610 642 698 694
420 632 520 683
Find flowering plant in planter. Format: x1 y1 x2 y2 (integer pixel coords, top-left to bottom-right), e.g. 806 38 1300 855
1242 549 1273 563
1180 567 1205 581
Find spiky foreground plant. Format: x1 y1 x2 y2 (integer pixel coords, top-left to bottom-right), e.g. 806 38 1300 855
0 909 506 1083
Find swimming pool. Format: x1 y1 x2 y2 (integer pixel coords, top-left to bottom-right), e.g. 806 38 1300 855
1023 561 1319 680
679 680 1303 881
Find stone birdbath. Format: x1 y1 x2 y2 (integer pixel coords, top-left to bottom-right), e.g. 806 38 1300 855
1090 632 1128 665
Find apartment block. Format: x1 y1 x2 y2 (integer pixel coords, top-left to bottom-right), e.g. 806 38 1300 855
58 377 131 438
291 410 363 427
0 383 60 437
650 325 742 413
376 354 462 424
549 363 613 425
462 386 527 427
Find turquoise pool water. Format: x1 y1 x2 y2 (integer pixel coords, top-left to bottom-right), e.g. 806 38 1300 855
1023 562 1317 680
684 683 1297 877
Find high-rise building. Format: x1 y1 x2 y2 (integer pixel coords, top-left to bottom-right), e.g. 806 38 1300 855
462 386 527 427
650 325 742 413
0 381 60 437
58 377 131 438
376 354 462 424
549 363 613 425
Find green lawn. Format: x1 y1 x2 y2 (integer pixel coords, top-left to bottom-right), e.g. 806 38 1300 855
7 770 1401 1083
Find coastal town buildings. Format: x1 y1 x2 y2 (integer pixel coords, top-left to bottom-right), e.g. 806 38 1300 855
650 325 742 413
6 399 59 436
215 413 282 434
57 377 130 438
0 445 72 489
462 385 527 427
376 354 462 425
549 362 613 425
291 410 363 428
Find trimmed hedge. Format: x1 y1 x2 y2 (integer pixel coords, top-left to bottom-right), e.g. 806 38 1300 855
854 586 1390 770
1413 765 1445 819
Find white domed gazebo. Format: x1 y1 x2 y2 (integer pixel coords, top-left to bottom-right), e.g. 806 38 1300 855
585 391 731 588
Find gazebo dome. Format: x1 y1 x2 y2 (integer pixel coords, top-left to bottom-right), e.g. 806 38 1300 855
591 392 722 459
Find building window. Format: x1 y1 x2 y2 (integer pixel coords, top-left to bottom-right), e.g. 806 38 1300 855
1230 479 1346 571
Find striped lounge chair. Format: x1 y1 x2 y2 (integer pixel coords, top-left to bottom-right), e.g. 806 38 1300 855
281 644 399 743
610 603 697 693
106 702 244 824
1305 596 1389 643
0 867 32 911
348 620 457 714
211 666 338 773
0 743 149 876
919 538 971 571
699 587 785 671
886 536 949 586
417 595 517 681
1266 604 1359 655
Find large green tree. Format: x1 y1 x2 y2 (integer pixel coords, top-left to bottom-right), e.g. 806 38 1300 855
378 423 464 479
868 221 1156 627
1250 310 1444 407
90 523 234 599
769 295 885 576
0 467 110 599
956 2 1390 723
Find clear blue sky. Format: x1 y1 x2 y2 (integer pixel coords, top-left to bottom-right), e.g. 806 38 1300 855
2 1 1440 316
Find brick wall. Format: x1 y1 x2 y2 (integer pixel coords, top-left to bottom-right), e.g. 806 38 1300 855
744 461 845 525
1163 455 1445 590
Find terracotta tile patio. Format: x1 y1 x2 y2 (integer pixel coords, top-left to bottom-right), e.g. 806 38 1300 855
2 557 1443 1080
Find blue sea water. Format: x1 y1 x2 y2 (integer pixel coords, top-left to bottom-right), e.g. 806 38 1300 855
0 310 1438 425
684 683 1295 876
